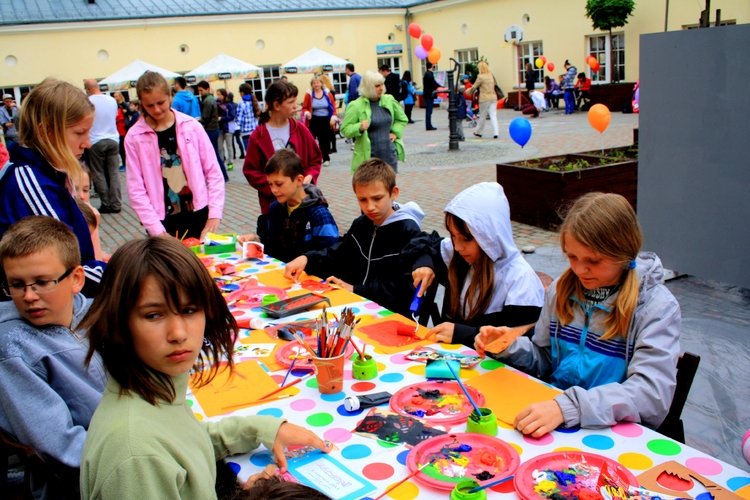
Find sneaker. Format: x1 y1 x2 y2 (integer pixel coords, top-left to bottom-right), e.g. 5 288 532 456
323 160 330 167
227 162 234 171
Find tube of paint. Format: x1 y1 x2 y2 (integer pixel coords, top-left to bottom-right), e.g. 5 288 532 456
343 391 392 412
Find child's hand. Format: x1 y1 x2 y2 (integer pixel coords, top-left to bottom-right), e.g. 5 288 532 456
271 422 333 472
200 218 221 242
284 256 308 282
428 322 455 343
326 276 352 292
237 233 260 244
412 267 435 297
242 464 276 489
514 400 564 438
475 324 532 356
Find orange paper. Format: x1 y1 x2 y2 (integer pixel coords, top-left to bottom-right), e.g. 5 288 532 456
466 366 561 425
355 314 433 354
636 461 742 500
190 360 283 417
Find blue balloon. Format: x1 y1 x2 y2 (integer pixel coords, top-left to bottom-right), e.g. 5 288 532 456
509 117 532 148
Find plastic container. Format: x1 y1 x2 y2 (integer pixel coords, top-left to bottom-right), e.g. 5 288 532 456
450 479 486 500
351 353 378 380
311 353 346 394
465 407 498 436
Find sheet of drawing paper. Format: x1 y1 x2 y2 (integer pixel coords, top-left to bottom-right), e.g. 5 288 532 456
253 268 298 289
355 315 433 354
637 461 742 500
237 330 286 371
287 451 375 500
465 367 561 425
190 360 282 417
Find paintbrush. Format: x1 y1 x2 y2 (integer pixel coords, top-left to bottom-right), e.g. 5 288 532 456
372 459 435 500
467 474 515 493
289 328 318 358
255 373 315 402
281 357 297 387
444 360 483 418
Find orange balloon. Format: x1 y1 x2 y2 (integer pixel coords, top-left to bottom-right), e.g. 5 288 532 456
547 62 555 72
427 47 441 64
408 23 422 38
588 104 611 133
587 55 598 68
421 34 434 51
591 61 601 73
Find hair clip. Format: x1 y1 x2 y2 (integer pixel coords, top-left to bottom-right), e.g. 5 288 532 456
628 260 637 270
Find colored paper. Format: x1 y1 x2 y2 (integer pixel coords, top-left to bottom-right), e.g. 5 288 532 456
355 315 433 354
466 367 561 425
636 461 742 500
190 360 283 417
237 330 287 371
287 451 375 500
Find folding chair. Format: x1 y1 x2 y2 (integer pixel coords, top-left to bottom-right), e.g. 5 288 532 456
657 352 701 443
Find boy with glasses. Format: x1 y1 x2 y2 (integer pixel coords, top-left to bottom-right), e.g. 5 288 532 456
0 216 106 498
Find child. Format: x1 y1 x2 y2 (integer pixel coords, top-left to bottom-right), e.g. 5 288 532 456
0 78 103 294
0 216 106 497
285 159 425 318
75 167 110 261
239 149 339 263
476 193 681 437
79 237 330 499
411 182 544 347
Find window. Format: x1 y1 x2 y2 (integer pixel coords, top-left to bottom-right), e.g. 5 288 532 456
376 56 402 75
587 33 625 83
517 41 544 87
329 71 347 97
683 19 735 29
0 85 33 104
455 48 479 76
245 65 281 104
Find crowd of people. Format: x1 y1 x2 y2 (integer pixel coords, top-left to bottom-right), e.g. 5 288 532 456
0 58 691 499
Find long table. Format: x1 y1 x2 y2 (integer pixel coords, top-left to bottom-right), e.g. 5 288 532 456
187 250 750 499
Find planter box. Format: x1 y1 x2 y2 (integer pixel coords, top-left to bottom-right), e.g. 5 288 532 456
496 154 637 230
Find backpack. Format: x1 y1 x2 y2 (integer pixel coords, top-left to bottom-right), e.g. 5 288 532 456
400 80 411 102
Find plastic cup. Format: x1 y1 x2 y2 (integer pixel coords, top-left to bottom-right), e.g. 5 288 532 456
465 407 498 436
351 353 378 380
311 353 346 394
450 479 487 500
261 294 279 306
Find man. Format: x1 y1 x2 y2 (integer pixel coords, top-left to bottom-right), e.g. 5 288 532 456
172 76 200 118
196 80 228 181
379 65 401 99
84 80 122 214
422 62 438 131
0 94 19 147
345 63 361 102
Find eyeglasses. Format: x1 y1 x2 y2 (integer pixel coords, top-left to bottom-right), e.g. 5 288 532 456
2 268 75 297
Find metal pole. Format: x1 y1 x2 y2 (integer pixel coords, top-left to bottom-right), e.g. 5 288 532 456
664 0 669 32
448 58 460 151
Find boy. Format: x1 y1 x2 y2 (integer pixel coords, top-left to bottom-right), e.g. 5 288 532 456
285 159 427 317
240 149 339 263
0 216 106 498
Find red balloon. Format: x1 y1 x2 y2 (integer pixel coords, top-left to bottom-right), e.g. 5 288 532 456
591 61 601 73
421 34 434 51
547 62 555 72
541 56 547 64
408 23 422 38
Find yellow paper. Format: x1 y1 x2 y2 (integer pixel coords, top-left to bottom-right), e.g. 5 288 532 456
190 360 281 417
466 366 561 425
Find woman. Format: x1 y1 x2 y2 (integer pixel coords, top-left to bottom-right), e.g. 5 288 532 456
125 71 225 241
340 70 407 172
400 71 416 124
302 76 338 167
242 80 321 215
215 88 236 170
544 76 560 110
524 62 537 97
469 61 500 139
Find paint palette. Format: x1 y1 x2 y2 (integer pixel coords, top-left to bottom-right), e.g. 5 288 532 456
225 285 287 308
389 380 485 426
275 336 354 370
513 451 639 500
406 432 520 491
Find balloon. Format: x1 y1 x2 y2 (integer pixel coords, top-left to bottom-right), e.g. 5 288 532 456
427 47 441 64
414 45 428 60
587 55 598 68
541 56 547 64
421 34 434 51
408 23 422 38
509 117 532 148
588 104 611 134
547 62 555 72
591 61 601 73
535 57 544 69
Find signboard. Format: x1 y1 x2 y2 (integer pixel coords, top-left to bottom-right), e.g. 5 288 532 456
376 44 403 55
285 67 299 74
218 72 232 80
185 75 197 84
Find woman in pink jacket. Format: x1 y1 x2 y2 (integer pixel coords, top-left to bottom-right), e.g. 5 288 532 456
125 71 225 240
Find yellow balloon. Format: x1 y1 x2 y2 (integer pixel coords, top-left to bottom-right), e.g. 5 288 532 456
428 47 441 64
535 57 544 69
588 104 611 133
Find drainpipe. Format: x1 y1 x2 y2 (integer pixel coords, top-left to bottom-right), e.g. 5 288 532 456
405 9 413 75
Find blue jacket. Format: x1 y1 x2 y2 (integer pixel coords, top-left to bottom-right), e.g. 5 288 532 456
172 90 201 118
498 252 681 430
347 72 361 101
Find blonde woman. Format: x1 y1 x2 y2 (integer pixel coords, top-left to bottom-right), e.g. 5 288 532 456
469 61 500 139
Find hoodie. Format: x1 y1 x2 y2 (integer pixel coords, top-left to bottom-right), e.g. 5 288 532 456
305 201 426 317
498 252 681 429
171 90 201 119
259 184 340 263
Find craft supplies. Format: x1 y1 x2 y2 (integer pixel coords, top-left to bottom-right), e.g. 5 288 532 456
351 353 378 380
343 391 392 412
281 357 297 387
406 346 481 368
254 373 315 403
466 475 515 493
409 284 423 332
373 459 436 500
451 479 488 500
465 407 498 437
353 407 446 446
389 380 486 426
259 292 331 318
311 352 346 394
445 360 483 419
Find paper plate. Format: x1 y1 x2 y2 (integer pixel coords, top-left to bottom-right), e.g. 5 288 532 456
406 432 519 491
225 285 287 308
275 336 355 370
389 380 485 426
513 451 639 500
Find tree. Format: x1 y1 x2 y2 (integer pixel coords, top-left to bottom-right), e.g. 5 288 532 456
585 0 635 83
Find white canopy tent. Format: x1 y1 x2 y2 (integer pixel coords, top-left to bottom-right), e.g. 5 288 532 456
185 53 262 84
282 47 349 74
98 59 181 91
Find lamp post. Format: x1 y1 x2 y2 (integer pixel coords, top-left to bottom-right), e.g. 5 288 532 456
448 57 461 151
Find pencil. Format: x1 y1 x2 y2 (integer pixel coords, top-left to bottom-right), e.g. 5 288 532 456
372 460 434 500
256 373 314 402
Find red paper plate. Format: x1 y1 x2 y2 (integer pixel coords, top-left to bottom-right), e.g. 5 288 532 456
513 451 639 500
390 380 485 426
275 336 355 370
225 285 287 308
406 432 520 491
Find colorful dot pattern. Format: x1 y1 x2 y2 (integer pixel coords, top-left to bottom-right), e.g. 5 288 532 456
183 253 750 499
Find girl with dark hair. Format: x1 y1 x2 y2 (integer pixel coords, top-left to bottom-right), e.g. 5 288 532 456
400 70 416 124
80 237 331 499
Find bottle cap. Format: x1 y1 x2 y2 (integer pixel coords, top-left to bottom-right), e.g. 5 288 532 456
343 396 360 412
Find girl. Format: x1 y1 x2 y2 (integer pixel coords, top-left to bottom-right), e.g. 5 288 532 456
215 88 237 170
476 192 681 438
75 166 110 261
243 80 321 215
412 182 545 348
125 71 225 240
301 76 338 167
0 78 103 294
400 71 416 124
80 237 330 499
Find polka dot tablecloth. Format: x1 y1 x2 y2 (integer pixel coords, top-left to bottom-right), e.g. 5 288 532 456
189 251 750 499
